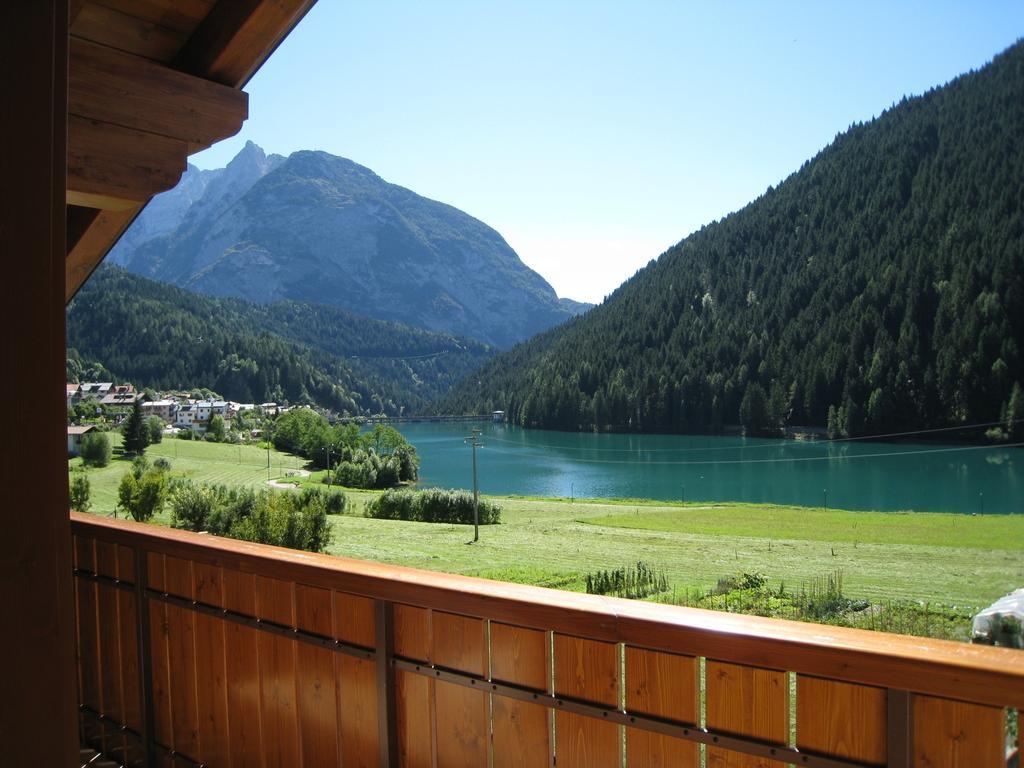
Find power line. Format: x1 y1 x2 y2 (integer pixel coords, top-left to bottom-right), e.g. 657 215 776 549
483 418 1023 454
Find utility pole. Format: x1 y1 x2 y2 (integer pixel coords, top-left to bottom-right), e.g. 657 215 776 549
464 428 483 542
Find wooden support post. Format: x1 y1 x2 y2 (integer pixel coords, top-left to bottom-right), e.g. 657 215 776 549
887 689 913 768
0 2 78 765
376 600 398 768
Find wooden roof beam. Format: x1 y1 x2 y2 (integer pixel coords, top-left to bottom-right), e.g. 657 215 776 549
70 37 247 145
173 0 316 87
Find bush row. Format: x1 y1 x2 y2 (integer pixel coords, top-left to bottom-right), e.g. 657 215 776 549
365 488 501 525
170 482 343 553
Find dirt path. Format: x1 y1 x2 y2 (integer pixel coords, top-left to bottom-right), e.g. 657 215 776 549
267 468 310 489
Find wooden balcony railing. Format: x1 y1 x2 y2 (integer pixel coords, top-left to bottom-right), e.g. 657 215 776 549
71 512 1022 768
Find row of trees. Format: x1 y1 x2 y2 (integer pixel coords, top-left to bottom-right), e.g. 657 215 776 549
272 409 419 488
442 42 1024 438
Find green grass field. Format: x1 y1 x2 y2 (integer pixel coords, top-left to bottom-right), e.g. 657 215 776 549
71 436 1024 611
69 432 307 518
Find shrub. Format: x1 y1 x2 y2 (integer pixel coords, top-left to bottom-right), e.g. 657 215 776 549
153 457 171 472
177 429 194 440
117 460 168 522
585 561 669 599
146 416 164 444
365 487 501 525
171 483 216 531
80 431 112 467
325 491 347 515
69 472 91 512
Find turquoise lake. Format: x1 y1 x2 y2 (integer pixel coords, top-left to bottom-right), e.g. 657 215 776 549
396 422 1023 515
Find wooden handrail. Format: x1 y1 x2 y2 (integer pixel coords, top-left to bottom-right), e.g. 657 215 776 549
70 512 1024 709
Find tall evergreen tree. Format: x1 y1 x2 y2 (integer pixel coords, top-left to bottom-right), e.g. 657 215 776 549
122 400 149 455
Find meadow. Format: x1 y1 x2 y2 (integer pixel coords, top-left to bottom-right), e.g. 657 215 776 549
72 435 1023 620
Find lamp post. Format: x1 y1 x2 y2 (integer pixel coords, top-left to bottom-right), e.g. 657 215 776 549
464 428 483 542
571 482 574 504
823 488 828 511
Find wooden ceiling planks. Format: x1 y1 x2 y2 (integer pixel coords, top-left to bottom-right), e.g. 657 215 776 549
64 0 316 301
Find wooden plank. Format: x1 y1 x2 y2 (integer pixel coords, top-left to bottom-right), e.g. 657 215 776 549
396 670 433 768
553 634 620 768
70 37 247 144
432 612 487 766
393 604 433 766
295 583 332 636
223 567 255 615
296 642 339 766
912 696 1004 767
256 576 300 767
71 515 1024 711
95 539 118 577
116 586 142 747
225 618 263 765
192 563 229 766
97 580 126 756
339 655 379 768
165 602 200 758
256 575 294 625
173 0 316 87
149 598 173 748
76 539 101 713
394 603 430 661
706 661 788 768
335 590 376 647
164 555 193 599
625 647 698 767
71 3 186 62
491 623 551 768
797 676 887 765
66 206 139 301
68 114 187 205
91 0 215 36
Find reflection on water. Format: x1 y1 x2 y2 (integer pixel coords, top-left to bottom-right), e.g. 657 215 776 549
397 422 1022 514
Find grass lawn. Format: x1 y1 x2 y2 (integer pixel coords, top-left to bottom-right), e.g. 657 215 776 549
71 436 1024 611
69 432 308 521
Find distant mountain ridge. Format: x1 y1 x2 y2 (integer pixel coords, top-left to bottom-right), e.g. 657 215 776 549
441 41 1024 437
110 143 591 348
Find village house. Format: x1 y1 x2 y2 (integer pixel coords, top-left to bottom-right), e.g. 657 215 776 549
99 384 142 408
75 381 112 401
141 399 178 423
66 424 94 456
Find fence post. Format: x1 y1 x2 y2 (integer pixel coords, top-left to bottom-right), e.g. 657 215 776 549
134 548 156 767
376 599 398 768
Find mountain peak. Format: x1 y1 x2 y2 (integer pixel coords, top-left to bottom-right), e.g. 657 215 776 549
105 147 590 348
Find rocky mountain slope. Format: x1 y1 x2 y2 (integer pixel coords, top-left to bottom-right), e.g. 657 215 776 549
110 143 589 348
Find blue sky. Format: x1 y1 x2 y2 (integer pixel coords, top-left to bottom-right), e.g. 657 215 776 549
193 1 1024 303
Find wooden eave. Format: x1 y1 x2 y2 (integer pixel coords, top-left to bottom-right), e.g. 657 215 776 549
65 0 316 302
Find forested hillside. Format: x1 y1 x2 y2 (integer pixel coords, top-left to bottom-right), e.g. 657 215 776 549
68 267 493 414
442 42 1024 436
